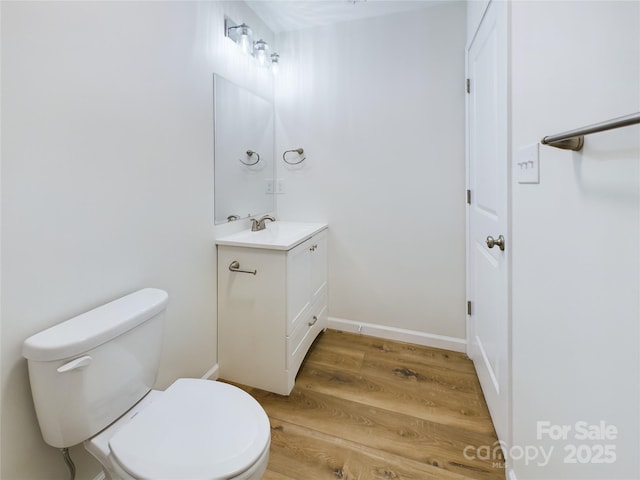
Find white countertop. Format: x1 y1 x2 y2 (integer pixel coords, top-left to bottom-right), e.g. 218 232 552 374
216 221 328 251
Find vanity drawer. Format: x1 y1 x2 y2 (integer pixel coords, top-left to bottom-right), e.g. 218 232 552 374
287 295 327 375
287 229 328 335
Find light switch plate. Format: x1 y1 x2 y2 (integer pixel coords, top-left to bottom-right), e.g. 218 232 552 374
516 143 540 184
265 179 274 194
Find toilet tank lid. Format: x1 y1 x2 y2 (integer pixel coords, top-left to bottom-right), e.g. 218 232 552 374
22 288 168 362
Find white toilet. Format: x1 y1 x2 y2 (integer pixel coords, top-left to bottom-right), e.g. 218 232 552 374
22 288 270 480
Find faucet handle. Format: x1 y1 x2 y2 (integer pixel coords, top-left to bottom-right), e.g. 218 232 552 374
251 215 275 231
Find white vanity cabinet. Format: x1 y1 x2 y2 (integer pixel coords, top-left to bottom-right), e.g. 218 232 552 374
217 224 327 395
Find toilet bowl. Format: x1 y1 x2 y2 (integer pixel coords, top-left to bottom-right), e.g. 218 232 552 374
22 288 271 480
84 379 270 480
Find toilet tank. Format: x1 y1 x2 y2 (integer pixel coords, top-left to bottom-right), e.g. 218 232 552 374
22 288 169 448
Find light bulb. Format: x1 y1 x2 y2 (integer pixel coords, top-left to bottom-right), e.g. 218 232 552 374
239 25 252 55
271 53 280 74
254 39 268 67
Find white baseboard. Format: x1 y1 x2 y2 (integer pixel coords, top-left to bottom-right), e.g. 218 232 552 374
327 316 466 353
202 363 219 380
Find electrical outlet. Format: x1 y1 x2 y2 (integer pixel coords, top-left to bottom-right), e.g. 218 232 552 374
516 143 540 184
276 179 285 194
265 179 274 194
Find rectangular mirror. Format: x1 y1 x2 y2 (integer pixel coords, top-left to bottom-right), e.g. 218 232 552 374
214 75 274 224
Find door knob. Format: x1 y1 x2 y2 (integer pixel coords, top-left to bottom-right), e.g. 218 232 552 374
486 235 505 251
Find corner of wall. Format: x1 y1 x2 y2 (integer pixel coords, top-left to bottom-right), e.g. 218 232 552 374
202 363 219 380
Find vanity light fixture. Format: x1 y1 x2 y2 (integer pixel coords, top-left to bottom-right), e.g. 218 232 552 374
224 16 280 74
225 18 253 55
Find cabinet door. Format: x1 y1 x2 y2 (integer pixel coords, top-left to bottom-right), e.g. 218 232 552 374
309 229 327 303
286 238 312 334
218 246 288 393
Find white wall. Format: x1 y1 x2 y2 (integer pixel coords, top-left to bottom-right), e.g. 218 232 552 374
274 2 468 347
1 1 273 478
466 0 489 42
510 1 639 479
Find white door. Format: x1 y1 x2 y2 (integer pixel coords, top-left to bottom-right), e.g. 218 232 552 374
467 0 510 447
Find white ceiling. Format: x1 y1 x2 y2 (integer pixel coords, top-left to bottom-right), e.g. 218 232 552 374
245 0 450 33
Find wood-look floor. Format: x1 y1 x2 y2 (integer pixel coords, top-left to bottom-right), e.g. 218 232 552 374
227 329 505 480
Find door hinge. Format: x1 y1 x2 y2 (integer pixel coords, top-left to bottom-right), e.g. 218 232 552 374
466 78 471 94
467 301 472 316
466 189 471 205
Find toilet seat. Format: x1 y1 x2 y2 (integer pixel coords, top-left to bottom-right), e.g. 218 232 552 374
107 378 270 480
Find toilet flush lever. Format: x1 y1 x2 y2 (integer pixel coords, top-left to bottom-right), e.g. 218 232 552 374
57 355 92 373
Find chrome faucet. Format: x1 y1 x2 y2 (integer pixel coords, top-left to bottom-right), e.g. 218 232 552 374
250 215 275 231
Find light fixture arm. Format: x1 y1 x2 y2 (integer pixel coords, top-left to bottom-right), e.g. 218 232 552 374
226 22 250 37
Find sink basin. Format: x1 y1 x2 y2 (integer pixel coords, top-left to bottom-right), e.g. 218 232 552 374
216 221 328 251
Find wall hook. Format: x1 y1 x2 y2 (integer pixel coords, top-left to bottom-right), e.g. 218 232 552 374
239 150 260 166
283 148 306 165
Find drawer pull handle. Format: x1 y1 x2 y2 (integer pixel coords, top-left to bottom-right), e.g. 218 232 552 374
308 315 318 327
229 261 257 275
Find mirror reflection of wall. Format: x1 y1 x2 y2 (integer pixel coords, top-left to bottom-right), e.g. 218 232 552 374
214 75 274 224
